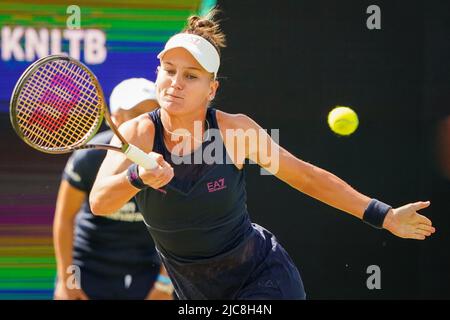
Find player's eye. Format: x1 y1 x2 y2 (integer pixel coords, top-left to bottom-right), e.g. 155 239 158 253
164 69 176 75
186 73 198 80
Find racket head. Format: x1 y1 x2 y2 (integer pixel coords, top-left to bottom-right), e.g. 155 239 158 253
10 54 106 154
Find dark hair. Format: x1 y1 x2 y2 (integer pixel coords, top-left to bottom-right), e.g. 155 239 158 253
183 8 226 56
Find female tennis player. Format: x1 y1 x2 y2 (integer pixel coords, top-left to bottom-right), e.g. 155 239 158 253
90 9 435 299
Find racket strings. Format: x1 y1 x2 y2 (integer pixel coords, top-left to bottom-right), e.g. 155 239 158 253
26 66 79 144
15 59 102 151
31 62 97 147
17 62 82 147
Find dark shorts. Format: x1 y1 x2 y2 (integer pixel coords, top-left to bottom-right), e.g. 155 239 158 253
79 264 160 300
237 236 306 300
160 224 306 300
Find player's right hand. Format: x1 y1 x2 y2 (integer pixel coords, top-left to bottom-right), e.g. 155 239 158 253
54 279 89 300
139 152 174 189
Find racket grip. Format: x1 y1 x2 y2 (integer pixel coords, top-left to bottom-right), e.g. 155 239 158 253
124 144 158 170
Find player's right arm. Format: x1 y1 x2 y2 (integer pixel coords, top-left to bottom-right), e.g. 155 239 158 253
90 115 173 215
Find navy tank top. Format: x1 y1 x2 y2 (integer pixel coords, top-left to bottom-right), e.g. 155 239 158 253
135 108 254 261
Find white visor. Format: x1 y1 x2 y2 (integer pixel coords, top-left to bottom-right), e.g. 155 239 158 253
157 33 220 78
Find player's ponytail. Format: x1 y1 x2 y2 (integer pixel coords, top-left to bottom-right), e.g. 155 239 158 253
183 8 226 56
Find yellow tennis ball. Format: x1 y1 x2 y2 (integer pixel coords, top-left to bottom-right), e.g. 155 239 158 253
327 106 359 136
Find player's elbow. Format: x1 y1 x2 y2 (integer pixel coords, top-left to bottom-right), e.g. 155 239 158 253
89 193 114 216
89 197 105 216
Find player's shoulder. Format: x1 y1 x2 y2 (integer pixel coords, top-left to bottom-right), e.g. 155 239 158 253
120 112 155 138
215 109 257 130
118 110 156 153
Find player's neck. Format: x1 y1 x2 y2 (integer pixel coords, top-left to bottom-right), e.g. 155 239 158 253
161 109 206 134
160 109 209 150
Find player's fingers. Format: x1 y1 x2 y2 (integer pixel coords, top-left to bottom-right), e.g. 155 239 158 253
144 152 165 171
154 179 169 189
416 214 433 226
164 166 174 180
148 164 169 178
141 153 173 187
151 169 166 180
161 168 174 183
153 168 173 184
153 153 168 168
414 228 432 237
150 175 165 186
411 233 426 240
143 170 171 188
159 158 172 169
417 224 436 234
153 160 173 178
411 201 431 211
156 166 174 183
158 171 173 187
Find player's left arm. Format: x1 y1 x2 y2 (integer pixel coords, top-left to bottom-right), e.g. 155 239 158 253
236 114 435 240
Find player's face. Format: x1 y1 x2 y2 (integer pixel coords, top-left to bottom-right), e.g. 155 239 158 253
156 47 218 116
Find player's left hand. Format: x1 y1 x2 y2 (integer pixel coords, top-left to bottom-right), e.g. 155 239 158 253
383 201 436 240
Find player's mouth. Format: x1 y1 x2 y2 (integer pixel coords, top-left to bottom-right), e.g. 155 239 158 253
165 93 183 100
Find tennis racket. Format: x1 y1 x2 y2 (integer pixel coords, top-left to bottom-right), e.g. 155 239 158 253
9 54 158 170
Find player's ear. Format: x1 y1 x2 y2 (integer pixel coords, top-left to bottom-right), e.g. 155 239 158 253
209 79 219 100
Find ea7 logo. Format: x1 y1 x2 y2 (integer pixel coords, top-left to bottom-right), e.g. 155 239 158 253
207 178 226 193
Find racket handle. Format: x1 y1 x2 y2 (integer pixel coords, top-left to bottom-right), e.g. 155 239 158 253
124 144 158 170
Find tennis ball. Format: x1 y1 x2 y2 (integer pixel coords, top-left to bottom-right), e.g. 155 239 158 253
327 106 359 136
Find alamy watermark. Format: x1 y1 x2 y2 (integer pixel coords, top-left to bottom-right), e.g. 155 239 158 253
65 265 81 289
366 5 381 30
66 5 81 30
366 264 381 290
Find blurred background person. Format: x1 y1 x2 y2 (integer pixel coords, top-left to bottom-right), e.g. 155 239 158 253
53 78 174 300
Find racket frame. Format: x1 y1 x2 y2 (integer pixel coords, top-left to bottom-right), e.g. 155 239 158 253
9 54 127 154
10 54 158 170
